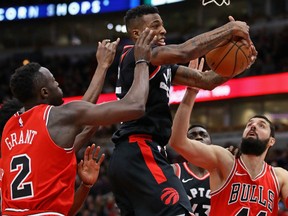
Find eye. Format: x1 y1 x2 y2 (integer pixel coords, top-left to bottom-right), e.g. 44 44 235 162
259 124 265 128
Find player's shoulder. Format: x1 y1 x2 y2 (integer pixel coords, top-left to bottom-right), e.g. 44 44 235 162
273 166 288 178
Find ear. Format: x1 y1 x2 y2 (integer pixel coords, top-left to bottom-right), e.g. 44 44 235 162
131 29 140 40
40 87 49 99
268 137 276 147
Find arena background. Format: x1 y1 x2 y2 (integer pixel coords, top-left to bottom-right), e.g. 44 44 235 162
1 1 288 215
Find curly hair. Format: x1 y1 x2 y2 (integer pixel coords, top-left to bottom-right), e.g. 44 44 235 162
9 62 44 103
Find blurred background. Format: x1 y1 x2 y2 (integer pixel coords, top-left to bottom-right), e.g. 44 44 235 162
1 0 288 215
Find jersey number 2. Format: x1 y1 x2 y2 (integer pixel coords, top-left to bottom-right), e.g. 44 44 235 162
11 154 33 200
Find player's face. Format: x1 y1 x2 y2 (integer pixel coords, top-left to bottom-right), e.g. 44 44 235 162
187 127 211 145
141 13 167 46
39 67 64 106
241 117 272 156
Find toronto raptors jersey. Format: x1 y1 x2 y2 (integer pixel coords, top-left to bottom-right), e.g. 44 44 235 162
112 45 179 147
0 104 76 216
210 157 279 216
174 162 211 216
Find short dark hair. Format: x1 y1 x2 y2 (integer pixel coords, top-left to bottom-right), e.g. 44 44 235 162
0 98 23 135
188 124 208 132
249 115 275 138
10 62 44 103
124 5 159 28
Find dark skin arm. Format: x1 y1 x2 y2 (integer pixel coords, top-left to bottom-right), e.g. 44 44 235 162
150 16 256 66
143 16 256 89
48 28 156 149
74 38 120 153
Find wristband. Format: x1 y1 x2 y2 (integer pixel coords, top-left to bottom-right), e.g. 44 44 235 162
81 182 93 188
135 59 149 66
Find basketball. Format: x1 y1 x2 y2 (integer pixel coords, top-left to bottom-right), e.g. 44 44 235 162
205 40 251 77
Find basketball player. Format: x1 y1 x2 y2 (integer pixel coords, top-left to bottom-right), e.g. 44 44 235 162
171 125 212 216
0 37 118 215
170 68 288 215
0 28 156 216
0 101 104 216
108 4 257 216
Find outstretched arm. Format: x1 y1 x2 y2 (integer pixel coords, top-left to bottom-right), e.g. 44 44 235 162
74 38 120 152
51 28 157 148
68 144 105 216
169 59 233 172
82 38 119 102
173 65 229 90
151 16 257 66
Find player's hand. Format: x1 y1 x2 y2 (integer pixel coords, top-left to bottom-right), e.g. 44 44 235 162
226 145 241 158
134 28 157 63
228 16 257 68
78 144 105 187
96 38 120 68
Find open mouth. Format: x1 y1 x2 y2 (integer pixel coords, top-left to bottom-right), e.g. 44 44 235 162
157 38 166 46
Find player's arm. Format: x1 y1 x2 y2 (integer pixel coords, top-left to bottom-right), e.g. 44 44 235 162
172 65 229 90
50 28 156 147
169 59 233 172
73 28 156 126
74 38 120 152
170 87 223 171
68 144 105 216
150 16 256 66
273 167 288 208
82 38 119 102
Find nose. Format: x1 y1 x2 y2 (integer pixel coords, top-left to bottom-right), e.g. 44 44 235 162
195 134 203 140
250 124 256 131
160 26 167 35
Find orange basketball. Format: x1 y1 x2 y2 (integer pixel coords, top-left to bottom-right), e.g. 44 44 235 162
205 40 251 77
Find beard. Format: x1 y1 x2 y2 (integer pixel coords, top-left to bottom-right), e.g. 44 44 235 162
240 137 269 156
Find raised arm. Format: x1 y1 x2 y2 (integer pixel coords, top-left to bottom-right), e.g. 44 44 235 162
172 65 229 90
74 38 119 152
169 59 234 186
151 16 256 66
49 28 156 148
169 87 226 171
82 38 119 102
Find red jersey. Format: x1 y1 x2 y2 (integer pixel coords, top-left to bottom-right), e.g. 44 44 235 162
210 157 279 216
0 105 76 216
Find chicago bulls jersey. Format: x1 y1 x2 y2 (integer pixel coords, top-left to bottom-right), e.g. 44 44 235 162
112 45 179 147
0 104 76 216
174 162 211 216
210 157 279 216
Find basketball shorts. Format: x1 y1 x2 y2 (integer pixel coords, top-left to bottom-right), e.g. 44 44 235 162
108 134 193 216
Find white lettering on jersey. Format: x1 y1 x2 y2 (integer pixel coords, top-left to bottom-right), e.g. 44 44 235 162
5 130 37 150
160 68 172 98
229 183 274 213
190 187 211 199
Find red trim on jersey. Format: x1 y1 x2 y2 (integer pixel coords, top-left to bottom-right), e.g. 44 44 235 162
270 166 280 196
210 158 237 196
120 45 134 63
239 157 267 180
183 162 210 180
174 163 181 178
149 66 161 79
129 134 167 184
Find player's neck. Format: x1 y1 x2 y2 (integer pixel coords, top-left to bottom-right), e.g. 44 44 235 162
240 155 265 179
187 163 208 177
